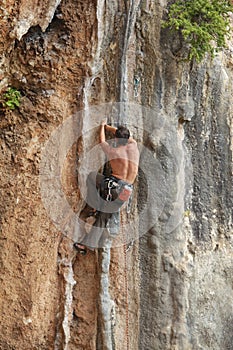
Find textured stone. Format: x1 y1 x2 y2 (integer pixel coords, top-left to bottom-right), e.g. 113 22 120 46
0 1 232 350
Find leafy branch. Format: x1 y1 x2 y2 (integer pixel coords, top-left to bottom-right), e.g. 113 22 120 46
163 0 233 62
0 87 21 110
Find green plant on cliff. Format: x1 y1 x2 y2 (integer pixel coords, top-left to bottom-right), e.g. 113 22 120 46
0 87 21 110
163 0 233 62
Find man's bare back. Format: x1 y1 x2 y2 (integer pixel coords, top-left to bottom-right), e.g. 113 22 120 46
100 122 139 184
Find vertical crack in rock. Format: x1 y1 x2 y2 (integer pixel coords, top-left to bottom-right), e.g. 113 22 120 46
55 243 76 350
83 0 107 103
98 246 115 350
93 0 105 76
119 0 140 111
62 260 76 350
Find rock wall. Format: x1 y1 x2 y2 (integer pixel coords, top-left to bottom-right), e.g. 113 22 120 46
0 1 232 350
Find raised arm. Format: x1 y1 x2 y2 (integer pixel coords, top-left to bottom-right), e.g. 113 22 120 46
100 120 107 143
100 121 117 143
105 124 117 134
99 120 112 154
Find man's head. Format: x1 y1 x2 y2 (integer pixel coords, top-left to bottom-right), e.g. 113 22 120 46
115 126 130 145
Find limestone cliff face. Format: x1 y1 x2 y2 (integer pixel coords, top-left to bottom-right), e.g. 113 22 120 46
0 1 232 350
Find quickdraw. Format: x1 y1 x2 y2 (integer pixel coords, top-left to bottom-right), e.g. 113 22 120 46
106 179 114 202
101 177 133 203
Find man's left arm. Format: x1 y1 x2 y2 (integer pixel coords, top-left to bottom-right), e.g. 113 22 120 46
100 120 111 154
100 120 106 143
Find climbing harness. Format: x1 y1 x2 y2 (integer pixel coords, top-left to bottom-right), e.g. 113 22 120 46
100 176 133 203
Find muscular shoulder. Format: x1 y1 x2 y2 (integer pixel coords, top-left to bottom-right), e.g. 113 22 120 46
127 140 138 152
100 142 119 157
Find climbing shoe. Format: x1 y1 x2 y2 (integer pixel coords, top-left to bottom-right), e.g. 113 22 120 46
73 243 87 255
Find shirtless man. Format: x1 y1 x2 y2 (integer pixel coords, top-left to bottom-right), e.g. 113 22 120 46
100 120 139 184
74 120 139 254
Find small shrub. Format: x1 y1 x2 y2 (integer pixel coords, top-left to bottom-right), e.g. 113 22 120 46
1 87 21 110
163 0 233 62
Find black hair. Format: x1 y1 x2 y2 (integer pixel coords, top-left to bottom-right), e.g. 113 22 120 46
115 126 130 145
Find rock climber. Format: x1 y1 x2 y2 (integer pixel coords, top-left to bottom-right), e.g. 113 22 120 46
74 119 139 255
